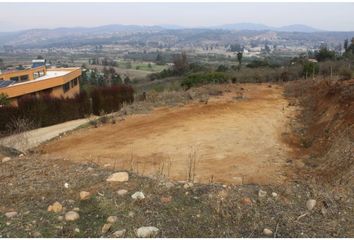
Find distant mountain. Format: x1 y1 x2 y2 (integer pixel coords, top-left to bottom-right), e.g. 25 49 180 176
158 24 185 30
0 23 350 49
276 24 321 32
216 23 271 31
215 22 321 32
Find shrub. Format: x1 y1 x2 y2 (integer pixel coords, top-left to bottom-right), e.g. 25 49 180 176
339 67 353 80
0 85 134 134
91 85 134 115
181 72 228 89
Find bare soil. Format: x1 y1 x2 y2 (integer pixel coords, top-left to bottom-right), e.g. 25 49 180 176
40 84 296 185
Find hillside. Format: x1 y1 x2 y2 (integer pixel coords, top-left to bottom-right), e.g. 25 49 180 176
0 24 353 48
0 79 353 237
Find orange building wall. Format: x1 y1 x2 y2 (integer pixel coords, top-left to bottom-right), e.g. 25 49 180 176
0 66 47 81
1 68 81 106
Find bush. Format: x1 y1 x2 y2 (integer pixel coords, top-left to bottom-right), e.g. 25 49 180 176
0 85 134 134
181 72 228 90
91 85 134 115
339 67 353 80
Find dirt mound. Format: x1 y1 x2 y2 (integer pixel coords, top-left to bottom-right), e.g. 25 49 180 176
286 79 354 185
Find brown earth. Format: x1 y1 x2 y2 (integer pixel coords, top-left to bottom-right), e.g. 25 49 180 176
40 84 297 185
284 79 354 185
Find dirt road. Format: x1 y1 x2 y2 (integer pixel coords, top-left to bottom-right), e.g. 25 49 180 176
41 84 296 184
0 118 93 152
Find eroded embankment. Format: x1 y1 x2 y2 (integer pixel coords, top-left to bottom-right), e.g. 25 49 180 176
40 84 296 185
285 79 354 185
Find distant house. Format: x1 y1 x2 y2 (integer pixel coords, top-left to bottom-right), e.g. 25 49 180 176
0 60 81 106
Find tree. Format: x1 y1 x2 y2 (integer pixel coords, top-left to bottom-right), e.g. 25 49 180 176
0 93 10 106
344 39 349 51
112 74 122 86
0 58 4 70
155 52 164 65
36 55 44 59
264 44 271 54
315 47 335 62
173 52 189 74
303 61 319 79
237 52 243 71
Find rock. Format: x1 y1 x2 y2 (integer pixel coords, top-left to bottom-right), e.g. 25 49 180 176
272 192 278 198
101 223 112 234
2 157 11 163
48 202 63 213
87 167 94 171
263 228 273 236
74 228 80 233
32 231 42 237
232 176 243 185
58 216 64 221
106 172 129 182
104 164 111 168
64 183 69 189
321 207 328 215
217 190 228 200
135 226 160 238
258 190 267 198
128 211 135 217
19 154 25 158
112 229 126 238
241 197 253 206
80 191 91 200
5 211 17 218
67 199 75 204
107 216 118 223
131 191 145 200
183 182 194 189
65 211 80 221
295 161 305 168
117 189 128 196
165 182 175 189
160 196 172 204
73 207 80 212
306 199 317 211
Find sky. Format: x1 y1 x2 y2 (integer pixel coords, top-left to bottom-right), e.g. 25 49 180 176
0 2 354 32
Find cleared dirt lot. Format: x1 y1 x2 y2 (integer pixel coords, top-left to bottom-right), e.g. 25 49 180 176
41 84 296 185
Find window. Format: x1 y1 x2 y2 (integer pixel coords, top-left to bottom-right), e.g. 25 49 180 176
63 82 70 93
10 76 19 81
71 78 78 88
33 72 39 79
20 75 29 81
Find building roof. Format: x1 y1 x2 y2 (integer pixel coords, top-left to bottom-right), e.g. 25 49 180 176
0 80 16 89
